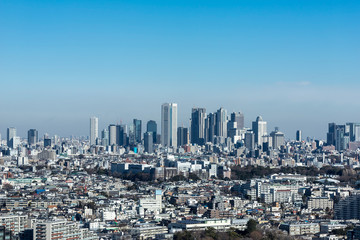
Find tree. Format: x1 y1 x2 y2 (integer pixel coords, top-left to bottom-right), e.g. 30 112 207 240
205 227 217 239
246 219 257 234
174 231 195 240
188 173 200 181
249 230 263 240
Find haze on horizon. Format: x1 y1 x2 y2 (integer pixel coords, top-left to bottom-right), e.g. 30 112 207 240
0 0 359 140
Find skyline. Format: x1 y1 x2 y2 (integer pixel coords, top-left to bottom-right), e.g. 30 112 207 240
1 102 359 142
1 0 359 139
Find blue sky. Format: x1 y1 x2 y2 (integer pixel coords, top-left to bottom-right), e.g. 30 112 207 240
0 0 359 139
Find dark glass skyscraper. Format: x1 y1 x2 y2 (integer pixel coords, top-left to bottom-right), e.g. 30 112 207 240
296 130 302 142
191 108 206 145
133 119 142 143
146 120 157 143
177 127 188 147
28 129 38 145
116 125 127 146
205 113 217 143
144 132 153 153
327 123 336 146
7 127 16 148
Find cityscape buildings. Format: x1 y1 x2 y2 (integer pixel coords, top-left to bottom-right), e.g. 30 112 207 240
252 116 267 148
1 104 360 240
161 103 178 147
90 117 98 146
191 108 206 145
2 1 358 239
27 129 38 146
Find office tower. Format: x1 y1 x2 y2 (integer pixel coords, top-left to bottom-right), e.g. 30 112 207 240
44 138 51 148
296 130 302 142
270 128 285 149
133 119 142 143
230 112 245 129
146 120 157 143
327 123 336 146
215 107 227 138
347 123 360 142
27 129 38 145
90 117 99 146
227 120 237 141
144 132 153 153
335 125 349 151
191 108 206 145
116 125 127 146
161 103 178 147
108 124 117 145
245 131 255 151
101 129 109 147
227 112 244 142
7 127 16 148
252 116 267 147
128 124 135 145
205 113 217 143
177 127 189 147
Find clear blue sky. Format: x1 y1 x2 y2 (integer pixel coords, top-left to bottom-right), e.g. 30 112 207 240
0 0 359 139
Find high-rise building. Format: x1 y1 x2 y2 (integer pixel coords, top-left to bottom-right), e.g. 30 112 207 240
252 116 267 147
44 137 51 148
296 130 302 142
205 113 217 143
191 108 206 145
177 127 189 147
128 124 135 145
90 117 98 146
133 119 142 143
335 125 349 151
108 124 117 146
116 125 127 146
230 112 245 129
227 112 245 142
144 132 153 153
215 107 227 138
27 129 38 145
270 128 285 149
101 129 109 147
146 120 157 144
7 127 16 148
244 131 255 151
327 123 336 146
161 103 178 147
347 123 360 142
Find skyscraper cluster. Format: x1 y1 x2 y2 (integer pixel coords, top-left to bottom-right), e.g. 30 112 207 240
88 103 287 155
327 122 360 151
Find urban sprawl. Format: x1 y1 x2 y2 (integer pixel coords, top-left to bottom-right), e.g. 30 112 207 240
2 103 360 240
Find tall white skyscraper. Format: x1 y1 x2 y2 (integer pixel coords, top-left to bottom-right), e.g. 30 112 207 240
216 107 227 138
252 116 267 147
161 103 178 147
108 124 117 145
90 117 98 146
